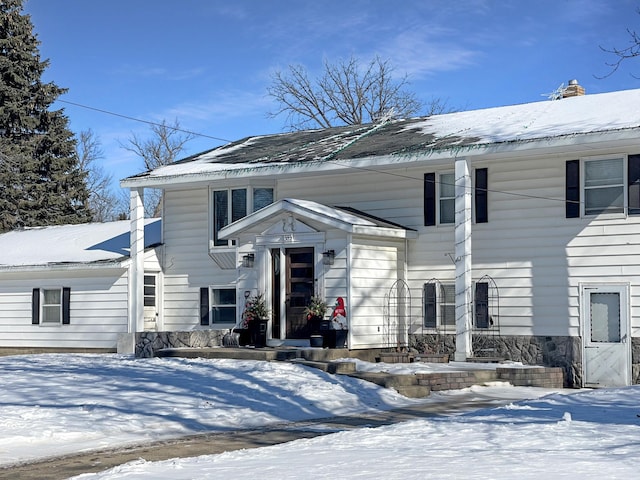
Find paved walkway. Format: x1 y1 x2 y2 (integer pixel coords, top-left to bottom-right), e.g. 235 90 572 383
1 390 514 480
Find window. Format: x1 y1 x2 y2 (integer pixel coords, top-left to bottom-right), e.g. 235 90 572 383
424 169 488 226
200 287 237 325
212 187 274 246
144 275 156 307
32 287 70 325
42 289 62 323
566 155 640 218
440 283 456 326
425 281 491 329
211 288 237 324
423 282 455 328
439 173 455 224
584 157 624 216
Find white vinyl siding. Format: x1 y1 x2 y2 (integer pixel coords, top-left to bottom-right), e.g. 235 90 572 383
156 148 640 348
348 239 404 349
162 187 237 330
0 270 130 349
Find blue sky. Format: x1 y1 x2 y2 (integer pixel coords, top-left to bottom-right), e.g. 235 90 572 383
23 0 640 186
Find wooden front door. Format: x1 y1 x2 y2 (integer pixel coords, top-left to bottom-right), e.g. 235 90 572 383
285 247 314 339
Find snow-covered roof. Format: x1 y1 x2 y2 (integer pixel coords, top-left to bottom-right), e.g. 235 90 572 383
0 219 161 270
122 88 640 187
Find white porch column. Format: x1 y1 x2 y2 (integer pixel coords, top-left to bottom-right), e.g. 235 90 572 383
454 157 473 361
129 187 145 333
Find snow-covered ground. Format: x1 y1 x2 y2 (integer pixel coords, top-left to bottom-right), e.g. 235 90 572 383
0 354 637 479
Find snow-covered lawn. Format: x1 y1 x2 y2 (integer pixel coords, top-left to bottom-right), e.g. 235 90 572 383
0 353 637 479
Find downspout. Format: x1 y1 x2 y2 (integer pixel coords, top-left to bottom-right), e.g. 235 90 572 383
454 157 473 361
129 188 145 334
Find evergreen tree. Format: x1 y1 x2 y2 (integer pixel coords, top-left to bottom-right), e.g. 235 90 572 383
0 0 92 232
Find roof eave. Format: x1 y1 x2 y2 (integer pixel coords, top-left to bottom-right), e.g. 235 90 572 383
0 259 128 273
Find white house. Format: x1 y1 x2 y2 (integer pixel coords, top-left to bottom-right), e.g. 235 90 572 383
120 85 640 388
0 219 161 353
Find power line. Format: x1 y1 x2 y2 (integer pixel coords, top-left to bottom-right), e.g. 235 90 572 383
323 157 573 207
57 99 233 143
62 97 603 209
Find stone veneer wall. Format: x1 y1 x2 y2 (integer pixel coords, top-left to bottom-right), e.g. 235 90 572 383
410 334 583 387
136 331 225 358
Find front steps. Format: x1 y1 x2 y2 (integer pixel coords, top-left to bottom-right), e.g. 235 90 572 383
157 346 565 398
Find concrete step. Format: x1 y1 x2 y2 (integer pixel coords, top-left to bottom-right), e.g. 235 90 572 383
291 359 331 372
156 347 280 361
471 370 500 383
383 374 421 388
328 361 357 374
348 371 392 387
348 372 419 389
394 385 431 398
301 348 350 362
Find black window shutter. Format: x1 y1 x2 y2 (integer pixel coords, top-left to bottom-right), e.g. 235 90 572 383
423 283 436 328
424 173 436 226
32 288 40 324
475 168 488 223
200 287 210 326
628 155 640 215
62 287 71 325
475 282 489 329
566 160 580 218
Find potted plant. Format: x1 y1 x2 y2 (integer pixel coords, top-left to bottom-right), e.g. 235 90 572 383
304 297 328 347
304 296 328 321
241 293 269 347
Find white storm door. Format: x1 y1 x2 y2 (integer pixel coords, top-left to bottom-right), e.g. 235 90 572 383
582 284 630 388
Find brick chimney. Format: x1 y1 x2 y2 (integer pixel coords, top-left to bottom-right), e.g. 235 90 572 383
562 79 585 98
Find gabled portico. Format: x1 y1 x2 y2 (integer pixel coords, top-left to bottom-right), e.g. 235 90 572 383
218 198 417 348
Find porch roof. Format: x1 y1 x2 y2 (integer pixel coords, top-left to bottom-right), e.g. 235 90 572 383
218 198 417 240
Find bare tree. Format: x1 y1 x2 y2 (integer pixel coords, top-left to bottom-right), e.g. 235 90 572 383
76 129 126 222
120 119 195 217
268 56 429 130
600 13 640 78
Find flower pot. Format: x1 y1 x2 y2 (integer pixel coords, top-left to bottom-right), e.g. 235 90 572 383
248 319 268 347
334 329 348 348
310 335 323 348
323 329 348 348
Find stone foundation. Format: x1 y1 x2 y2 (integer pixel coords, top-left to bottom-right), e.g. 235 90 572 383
410 333 583 387
136 330 225 358
633 338 640 385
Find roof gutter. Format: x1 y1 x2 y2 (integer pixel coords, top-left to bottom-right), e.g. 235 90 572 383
0 259 128 273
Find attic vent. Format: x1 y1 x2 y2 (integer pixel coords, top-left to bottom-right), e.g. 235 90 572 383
561 79 585 98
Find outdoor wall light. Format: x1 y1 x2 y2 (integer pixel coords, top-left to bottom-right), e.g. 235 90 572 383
242 253 255 268
322 249 335 265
